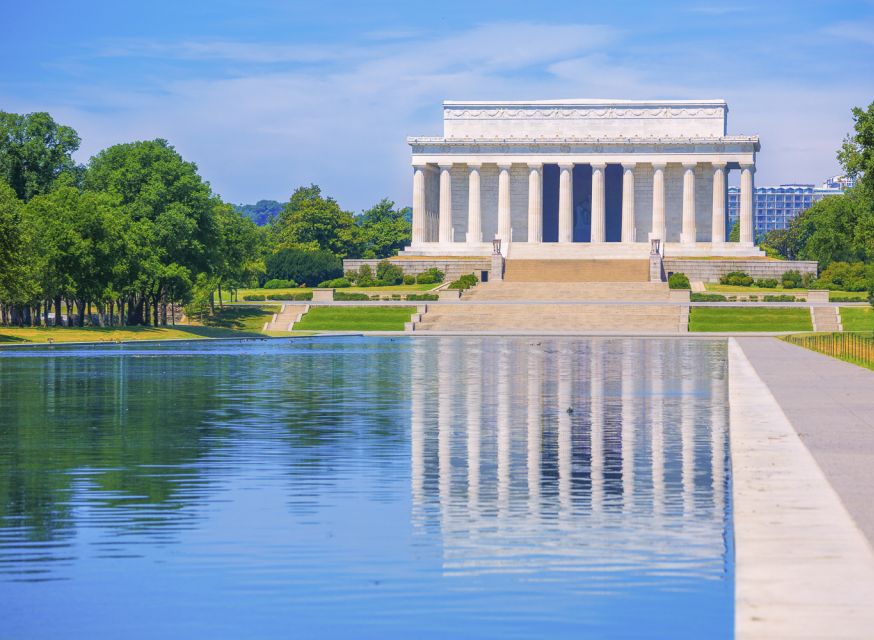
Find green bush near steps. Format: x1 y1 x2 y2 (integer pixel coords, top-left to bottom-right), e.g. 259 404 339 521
668 273 690 290
448 273 479 290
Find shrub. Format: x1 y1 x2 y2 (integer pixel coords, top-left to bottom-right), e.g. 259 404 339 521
264 278 297 289
815 262 870 292
265 247 342 287
243 294 266 301
406 293 439 301
268 292 312 301
416 267 444 284
448 273 479 290
668 272 690 290
334 291 369 301
355 264 375 287
781 270 803 289
763 294 796 302
376 260 405 285
317 277 351 288
403 274 415 285
755 278 778 288
690 293 727 302
748 295 758 301
719 271 754 287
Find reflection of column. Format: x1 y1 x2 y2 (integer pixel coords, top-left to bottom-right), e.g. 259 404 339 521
438 338 452 521
467 342 481 511
558 351 572 516
527 344 542 513
590 346 604 514
497 344 511 516
621 341 636 511
651 342 665 518
411 341 425 522
711 362 726 518
681 344 695 517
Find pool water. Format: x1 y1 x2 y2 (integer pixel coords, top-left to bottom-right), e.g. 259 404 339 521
0 337 732 639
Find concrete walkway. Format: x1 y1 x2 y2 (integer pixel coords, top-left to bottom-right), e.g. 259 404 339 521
736 337 874 544
729 339 874 639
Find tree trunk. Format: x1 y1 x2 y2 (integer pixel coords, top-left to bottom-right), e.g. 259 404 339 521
217 282 223 310
209 290 215 316
54 297 62 326
77 300 85 327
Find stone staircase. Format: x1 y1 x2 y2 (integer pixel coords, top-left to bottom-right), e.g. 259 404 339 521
263 304 308 332
811 306 842 332
412 281 686 333
503 259 650 282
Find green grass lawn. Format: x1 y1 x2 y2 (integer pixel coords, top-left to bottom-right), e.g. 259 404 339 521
0 325 260 345
841 307 874 331
703 282 866 300
294 306 416 331
224 284 436 301
689 307 813 332
196 305 279 332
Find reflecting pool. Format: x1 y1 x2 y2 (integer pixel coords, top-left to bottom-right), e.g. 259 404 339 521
0 337 732 639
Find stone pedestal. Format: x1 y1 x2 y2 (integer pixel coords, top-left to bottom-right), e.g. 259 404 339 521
312 288 335 302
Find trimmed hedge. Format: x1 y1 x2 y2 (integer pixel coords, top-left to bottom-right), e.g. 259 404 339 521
764 294 799 302
448 273 478 290
264 278 297 289
243 294 266 301
334 292 369 301
406 293 439 301
719 271 754 287
317 277 351 288
691 293 727 302
668 272 690 290
268 292 312 301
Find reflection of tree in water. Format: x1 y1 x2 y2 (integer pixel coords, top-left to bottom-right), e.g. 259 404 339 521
0 353 230 548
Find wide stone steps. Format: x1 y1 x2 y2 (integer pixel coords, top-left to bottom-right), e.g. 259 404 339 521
264 304 308 332
811 306 842 332
465 281 671 301
503 259 650 282
415 303 682 332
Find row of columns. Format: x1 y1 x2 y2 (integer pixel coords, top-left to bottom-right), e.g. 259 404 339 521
412 161 755 245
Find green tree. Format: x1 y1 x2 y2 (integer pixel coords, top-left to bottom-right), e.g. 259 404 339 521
358 198 411 258
728 220 740 242
274 185 362 257
84 139 219 324
838 101 874 199
0 111 81 201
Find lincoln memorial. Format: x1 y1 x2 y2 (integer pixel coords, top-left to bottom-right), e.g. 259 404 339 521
402 99 764 259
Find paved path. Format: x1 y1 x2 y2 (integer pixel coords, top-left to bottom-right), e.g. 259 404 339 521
736 337 874 545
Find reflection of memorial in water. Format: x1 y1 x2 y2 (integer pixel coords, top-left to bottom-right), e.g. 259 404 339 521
410 337 729 583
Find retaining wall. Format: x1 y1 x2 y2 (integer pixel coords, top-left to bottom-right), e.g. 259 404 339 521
664 259 817 283
343 257 493 283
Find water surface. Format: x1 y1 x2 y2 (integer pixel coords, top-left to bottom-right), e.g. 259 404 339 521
0 337 732 638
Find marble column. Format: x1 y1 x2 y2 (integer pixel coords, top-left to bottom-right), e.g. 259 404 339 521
467 163 482 245
621 163 636 243
680 162 697 245
591 162 606 243
497 164 512 243
650 163 666 242
438 164 453 244
740 164 755 245
711 163 727 244
558 163 574 243
412 165 426 245
527 164 543 243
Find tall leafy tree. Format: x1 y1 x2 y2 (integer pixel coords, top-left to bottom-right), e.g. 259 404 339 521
274 184 362 257
838 101 874 199
0 112 81 201
357 198 411 258
84 139 219 323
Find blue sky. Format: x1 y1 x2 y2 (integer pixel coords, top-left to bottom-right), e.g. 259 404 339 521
2 0 873 211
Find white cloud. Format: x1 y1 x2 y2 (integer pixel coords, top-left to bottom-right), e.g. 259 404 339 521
4 19 864 209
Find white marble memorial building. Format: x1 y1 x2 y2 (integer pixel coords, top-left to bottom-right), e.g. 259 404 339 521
403 99 763 259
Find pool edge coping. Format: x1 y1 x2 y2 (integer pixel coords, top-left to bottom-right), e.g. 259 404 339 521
728 338 874 639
